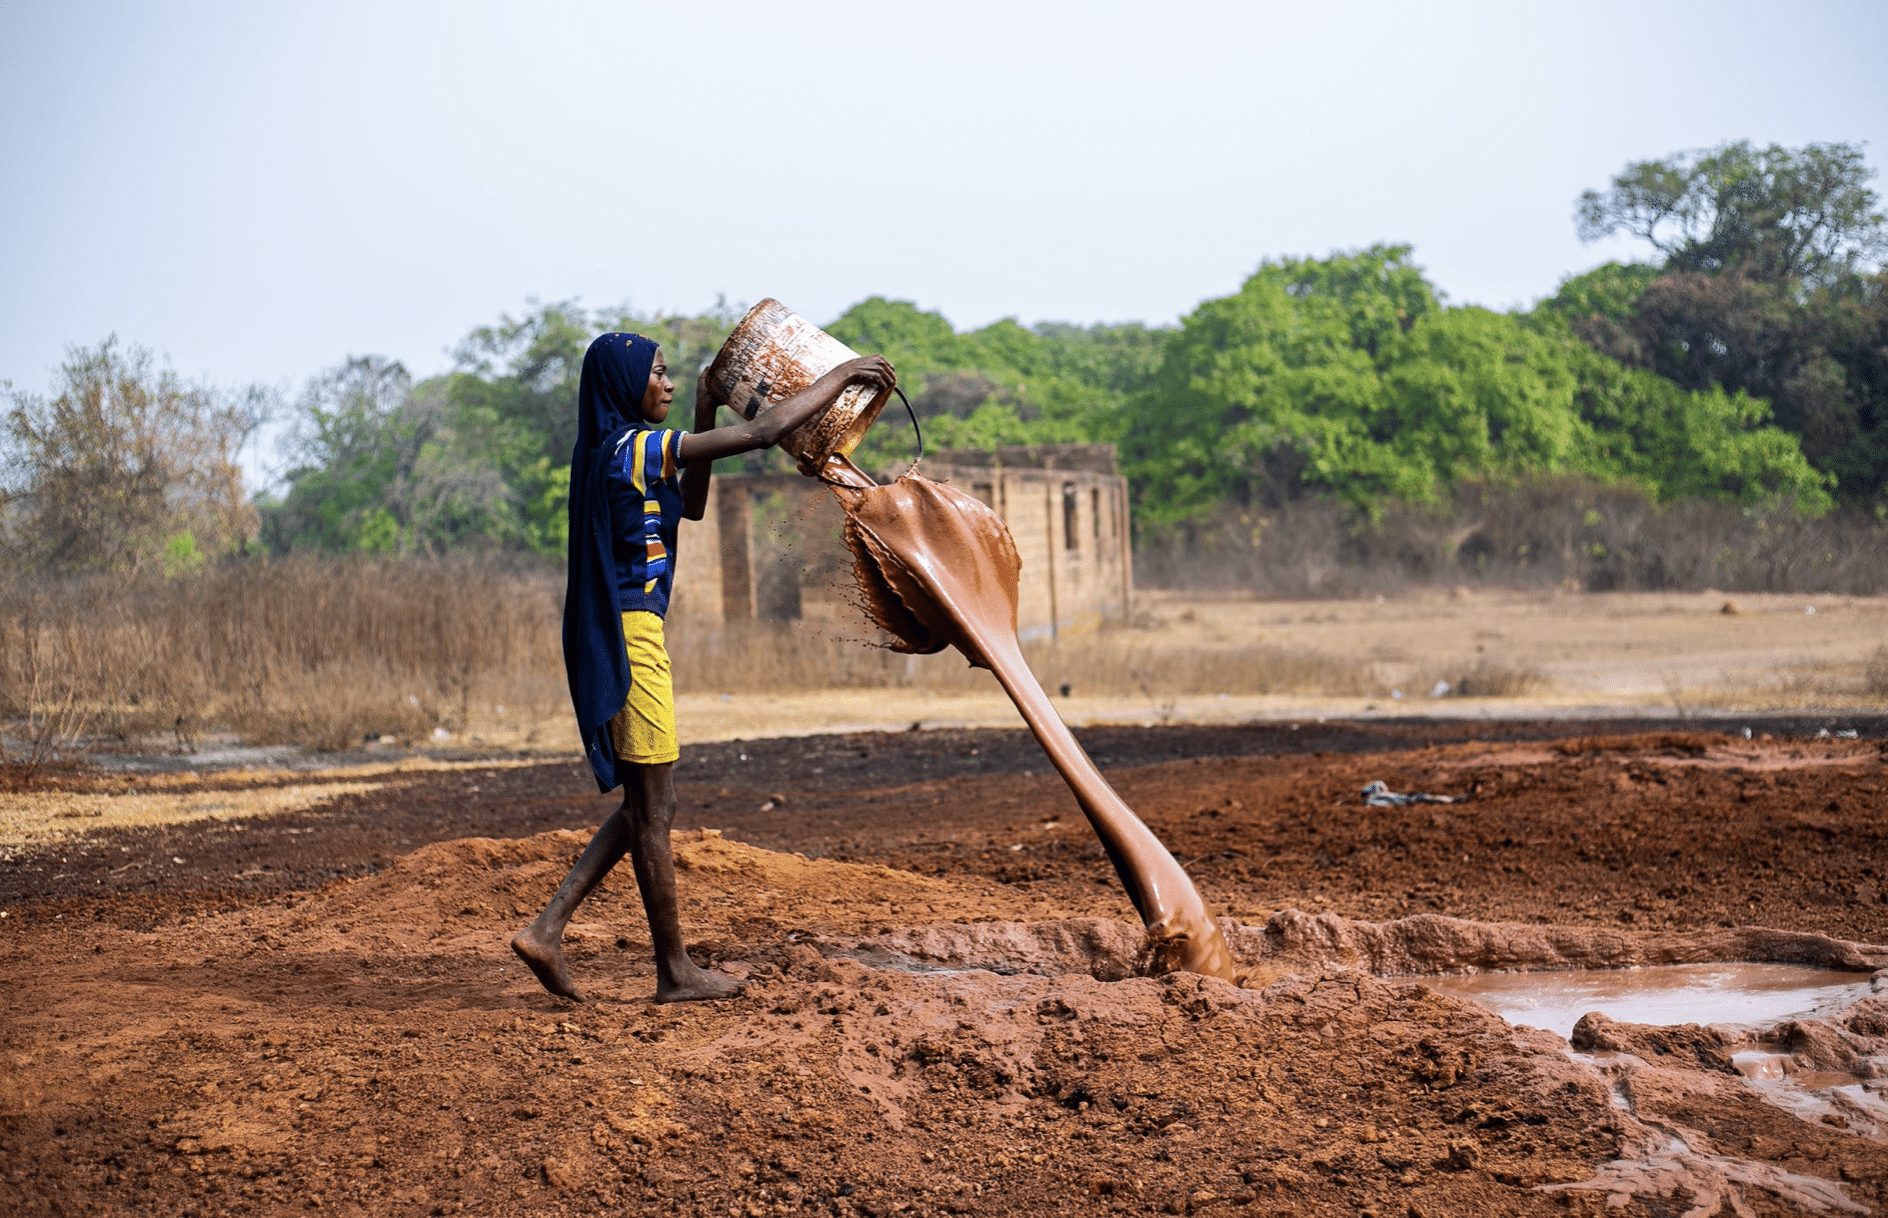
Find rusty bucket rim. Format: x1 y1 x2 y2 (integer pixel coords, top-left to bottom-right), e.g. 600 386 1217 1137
701 296 788 417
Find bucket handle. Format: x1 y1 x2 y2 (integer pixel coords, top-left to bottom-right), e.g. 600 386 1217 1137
893 385 923 470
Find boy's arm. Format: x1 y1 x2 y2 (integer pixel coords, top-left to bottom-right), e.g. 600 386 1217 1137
675 357 894 470
679 392 719 522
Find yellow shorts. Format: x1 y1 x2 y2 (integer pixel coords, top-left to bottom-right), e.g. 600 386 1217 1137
608 610 679 766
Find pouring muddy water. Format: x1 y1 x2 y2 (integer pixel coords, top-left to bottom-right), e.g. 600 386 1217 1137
703 300 1240 980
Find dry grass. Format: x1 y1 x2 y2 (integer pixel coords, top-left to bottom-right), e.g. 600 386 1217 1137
7 560 1884 762
0 757 544 850
0 782 384 853
0 557 1379 758
0 557 565 755
670 625 1372 699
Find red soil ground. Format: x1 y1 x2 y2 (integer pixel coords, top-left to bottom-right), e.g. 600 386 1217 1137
3 719 1886 1217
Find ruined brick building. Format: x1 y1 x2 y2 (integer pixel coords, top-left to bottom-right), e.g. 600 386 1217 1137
667 444 1132 642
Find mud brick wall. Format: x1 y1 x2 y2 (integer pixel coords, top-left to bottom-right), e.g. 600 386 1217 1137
663 466 726 626
945 466 1132 641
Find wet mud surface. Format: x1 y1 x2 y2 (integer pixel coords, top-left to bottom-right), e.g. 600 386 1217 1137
4 719 1887 1216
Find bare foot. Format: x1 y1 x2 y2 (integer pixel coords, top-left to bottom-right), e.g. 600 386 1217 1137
511 924 584 1002
655 964 745 1004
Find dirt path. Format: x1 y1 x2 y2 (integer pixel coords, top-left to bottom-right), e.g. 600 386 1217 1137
3 720 1886 1216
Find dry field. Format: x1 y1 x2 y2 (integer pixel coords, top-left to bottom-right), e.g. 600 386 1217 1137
3 721 1887 1217
4 583 1885 846
7 552 1886 769
581 588 1888 757
6 578 1888 1216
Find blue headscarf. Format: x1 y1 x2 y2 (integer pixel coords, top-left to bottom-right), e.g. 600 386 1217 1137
565 331 659 792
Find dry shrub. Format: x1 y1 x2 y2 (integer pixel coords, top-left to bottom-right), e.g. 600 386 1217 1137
1444 659 1547 699
0 613 100 774
1864 645 1888 699
1140 478 1888 596
1134 499 1359 596
1767 658 1853 702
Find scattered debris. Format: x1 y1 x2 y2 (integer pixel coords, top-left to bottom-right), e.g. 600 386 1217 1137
1361 780 1460 807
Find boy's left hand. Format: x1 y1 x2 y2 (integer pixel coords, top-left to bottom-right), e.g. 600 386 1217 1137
832 355 895 391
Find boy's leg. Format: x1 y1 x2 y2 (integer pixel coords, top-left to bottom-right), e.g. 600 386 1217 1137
511 793 638 1001
624 760 744 1003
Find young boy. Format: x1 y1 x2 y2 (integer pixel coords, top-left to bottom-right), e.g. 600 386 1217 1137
511 331 893 1002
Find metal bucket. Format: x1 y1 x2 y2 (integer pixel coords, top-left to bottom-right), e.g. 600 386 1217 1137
701 298 893 475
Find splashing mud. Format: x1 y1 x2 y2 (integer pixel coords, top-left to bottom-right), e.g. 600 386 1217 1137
831 471 1238 980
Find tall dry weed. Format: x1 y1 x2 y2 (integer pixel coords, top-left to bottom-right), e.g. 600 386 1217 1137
1139 479 1888 597
1864 645 1888 700
0 557 565 753
2 555 1381 754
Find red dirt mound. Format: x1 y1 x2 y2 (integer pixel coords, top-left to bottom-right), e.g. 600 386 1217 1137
4 726 1886 1215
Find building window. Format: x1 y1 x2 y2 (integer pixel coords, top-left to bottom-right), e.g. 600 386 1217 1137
1062 483 1079 552
1092 487 1102 548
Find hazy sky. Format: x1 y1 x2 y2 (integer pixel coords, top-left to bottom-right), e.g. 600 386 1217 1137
5 0 1885 418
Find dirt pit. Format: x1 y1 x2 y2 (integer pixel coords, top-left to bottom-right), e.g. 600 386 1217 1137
3 721 1887 1216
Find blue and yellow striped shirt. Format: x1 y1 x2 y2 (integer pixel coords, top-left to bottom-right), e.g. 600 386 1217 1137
608 427 688 618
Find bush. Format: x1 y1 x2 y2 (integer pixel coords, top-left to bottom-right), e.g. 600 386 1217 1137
1865 646 1888 699
1136 477 1888 597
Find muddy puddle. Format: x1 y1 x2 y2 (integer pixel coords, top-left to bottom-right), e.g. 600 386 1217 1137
1732 1050 1888 1137
1430 958 1888 1170
1428 962 1880 1040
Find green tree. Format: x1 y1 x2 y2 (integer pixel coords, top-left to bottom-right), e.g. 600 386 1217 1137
266 302 730 556
264 357 551 555
1563 342 1832 510
824 298 1161 469
1570 142 1888 502
1123 246 1450 522
1576 141 1885 287
1127 246 1829 528
261 356 422 553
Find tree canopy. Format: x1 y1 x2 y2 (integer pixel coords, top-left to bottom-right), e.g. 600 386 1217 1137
1576 141 1885 288
247 235 1842 560
1119 246 1828 526
17 139 1876 577
1565 140 1887 504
